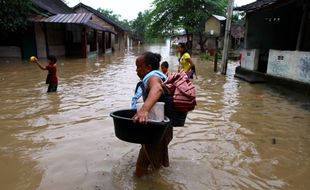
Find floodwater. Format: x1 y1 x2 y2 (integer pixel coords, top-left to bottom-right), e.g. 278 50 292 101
0 42 309 190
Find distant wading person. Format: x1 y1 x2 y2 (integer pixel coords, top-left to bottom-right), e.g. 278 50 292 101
177 42 194 78
32 55 58 93
161 61 170 76
132 52 174 177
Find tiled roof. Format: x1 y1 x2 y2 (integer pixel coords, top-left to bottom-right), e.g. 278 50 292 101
234 0 277 12
72 3 129 32
32 0 74 15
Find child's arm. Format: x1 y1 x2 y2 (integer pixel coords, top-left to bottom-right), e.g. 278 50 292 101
187 58 193 70
33 58 46 70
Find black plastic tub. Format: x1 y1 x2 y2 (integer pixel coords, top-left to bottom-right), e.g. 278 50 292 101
110 109 171 144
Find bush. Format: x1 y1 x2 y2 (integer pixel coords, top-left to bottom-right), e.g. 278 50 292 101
200 51 223 62
199 52 211 61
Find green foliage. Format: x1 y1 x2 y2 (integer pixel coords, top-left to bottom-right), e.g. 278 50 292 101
98 0 229 44
0 0 32 32
146 0 227 51
131 11 151 41
97 8 132 29
200 52 212 61
97 8 122 21
218 51 223 60
131 10 165 43
149 0 227 37
232 11 245 24
200 51 222 61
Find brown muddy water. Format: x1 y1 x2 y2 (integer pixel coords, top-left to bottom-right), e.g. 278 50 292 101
0 43 310 190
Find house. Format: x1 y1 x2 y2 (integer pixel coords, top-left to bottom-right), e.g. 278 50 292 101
0 0 76 58
32 0 119 58
235 0 310 86
170 34 193 47
203 14 226 54
205 14 226 37
0 0 124 59
73 3 130 53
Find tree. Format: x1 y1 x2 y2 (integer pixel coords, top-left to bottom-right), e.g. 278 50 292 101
97 8 132 29
149 0 227 52
0 0 32 32
97 8 122 22
131 11 152 42
232 11 245 24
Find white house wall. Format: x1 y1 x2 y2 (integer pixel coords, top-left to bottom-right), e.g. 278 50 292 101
267 49 310 84
241 49 259 71
34 23 47 58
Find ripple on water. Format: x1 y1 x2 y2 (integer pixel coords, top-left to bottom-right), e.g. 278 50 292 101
1 47 309 190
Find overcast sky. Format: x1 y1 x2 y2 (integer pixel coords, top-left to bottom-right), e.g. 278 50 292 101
67 0 255 20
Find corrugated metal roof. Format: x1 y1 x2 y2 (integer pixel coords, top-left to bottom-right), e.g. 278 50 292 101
213 15 226 21
31 13 93 24
72 3 130 32
84 21 116 34
30 13 116 33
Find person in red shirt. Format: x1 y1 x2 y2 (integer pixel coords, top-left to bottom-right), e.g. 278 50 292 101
32 55 58 92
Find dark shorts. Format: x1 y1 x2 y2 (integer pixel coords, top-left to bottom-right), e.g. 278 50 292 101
172 111 188 127
47 84 58 93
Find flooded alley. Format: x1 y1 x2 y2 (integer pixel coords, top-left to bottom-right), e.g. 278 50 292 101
0 43 310 190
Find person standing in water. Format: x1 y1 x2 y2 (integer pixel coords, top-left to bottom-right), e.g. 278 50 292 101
32 55 58 93
132 52 173 177
177 42 194 78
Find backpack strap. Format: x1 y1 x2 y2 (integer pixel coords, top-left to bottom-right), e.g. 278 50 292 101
135 81 143 93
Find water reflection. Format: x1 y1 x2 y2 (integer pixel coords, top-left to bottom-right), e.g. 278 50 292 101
0 44 309 190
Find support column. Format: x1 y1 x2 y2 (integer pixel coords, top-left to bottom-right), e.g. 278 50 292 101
43 23 49 57
296 4 308 50
102 32 106 53
108 32 112 49
81 27 87 58
94 29 98 52
221 0 234 75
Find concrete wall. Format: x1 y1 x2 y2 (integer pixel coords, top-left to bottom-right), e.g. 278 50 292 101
245 4 301 51
49 45 66 57
34 23 47 58
241 49 259 71
0 46 21 58
267 49 310 84
47 24 66 57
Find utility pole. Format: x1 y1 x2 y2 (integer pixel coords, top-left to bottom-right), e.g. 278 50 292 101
221 0 234 75
214 37 218 72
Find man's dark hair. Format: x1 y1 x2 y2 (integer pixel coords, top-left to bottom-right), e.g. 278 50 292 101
161 61 169 68
178 42 189 55
142 52 161 70
47 55 57 63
